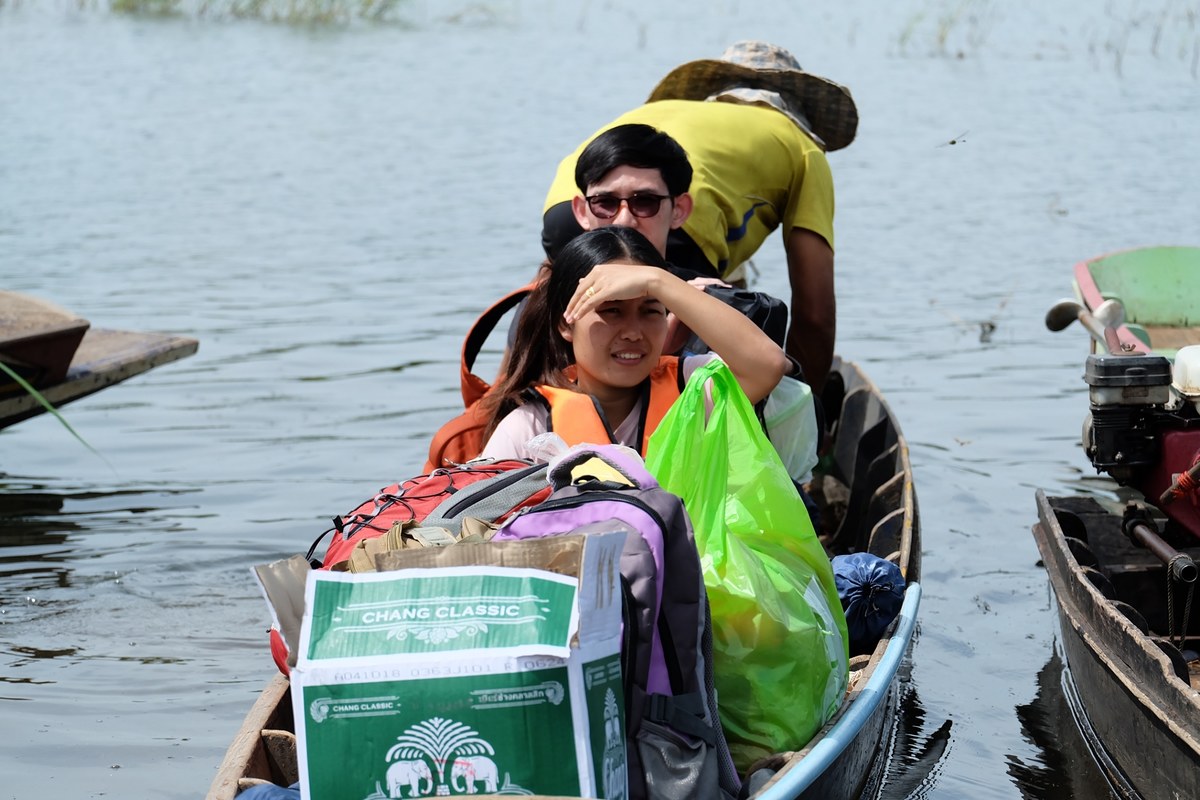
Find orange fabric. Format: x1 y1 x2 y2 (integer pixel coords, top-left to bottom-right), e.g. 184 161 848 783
534 357 681 455
426 283 536 471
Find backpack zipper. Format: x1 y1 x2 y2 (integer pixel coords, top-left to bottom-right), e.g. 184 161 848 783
434 462 546 519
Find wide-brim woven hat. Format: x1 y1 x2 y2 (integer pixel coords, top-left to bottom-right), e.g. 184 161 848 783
646 41 858 151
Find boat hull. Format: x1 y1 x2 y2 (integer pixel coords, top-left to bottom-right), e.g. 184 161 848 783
1032 491 1200 798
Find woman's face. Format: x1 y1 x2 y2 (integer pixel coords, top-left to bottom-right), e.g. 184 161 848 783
559 262 669 402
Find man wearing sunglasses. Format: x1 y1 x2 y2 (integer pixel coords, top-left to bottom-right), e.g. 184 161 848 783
540 40 857 394
542 122 702 280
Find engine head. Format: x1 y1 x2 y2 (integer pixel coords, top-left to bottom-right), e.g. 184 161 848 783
1082 353 1173 482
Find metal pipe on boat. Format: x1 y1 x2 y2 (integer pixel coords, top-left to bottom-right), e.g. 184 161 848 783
1122 513 1198 584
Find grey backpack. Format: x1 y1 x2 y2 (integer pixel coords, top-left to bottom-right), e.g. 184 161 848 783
492 445 741 800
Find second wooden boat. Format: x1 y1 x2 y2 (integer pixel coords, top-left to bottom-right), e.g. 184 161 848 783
0 291 198 431
1034 245 1200 796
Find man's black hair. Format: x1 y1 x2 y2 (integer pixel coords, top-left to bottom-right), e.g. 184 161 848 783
574 123 693 197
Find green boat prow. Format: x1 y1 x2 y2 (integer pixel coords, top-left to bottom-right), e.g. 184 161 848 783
1074 245 1200 358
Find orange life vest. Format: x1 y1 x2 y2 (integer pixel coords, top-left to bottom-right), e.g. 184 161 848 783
531 356 684 456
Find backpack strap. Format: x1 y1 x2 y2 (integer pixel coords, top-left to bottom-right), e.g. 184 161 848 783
460 282 536 408
644 692 717 746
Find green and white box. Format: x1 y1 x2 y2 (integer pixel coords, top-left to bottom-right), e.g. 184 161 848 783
291 532 628 800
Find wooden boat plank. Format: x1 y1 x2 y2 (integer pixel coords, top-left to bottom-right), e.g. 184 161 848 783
1138 323 1200 351
0 327 198 429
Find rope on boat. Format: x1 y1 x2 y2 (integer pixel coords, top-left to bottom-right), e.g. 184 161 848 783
1159 450 1200 508
1167 557 1195 650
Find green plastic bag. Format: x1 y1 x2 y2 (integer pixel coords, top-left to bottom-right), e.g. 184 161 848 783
645 359 849 771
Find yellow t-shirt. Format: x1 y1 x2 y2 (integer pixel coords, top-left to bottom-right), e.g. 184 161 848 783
544 99 835 278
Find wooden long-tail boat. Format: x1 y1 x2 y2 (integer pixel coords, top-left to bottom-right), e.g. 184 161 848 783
209 356 921 800
1034 245 1200 796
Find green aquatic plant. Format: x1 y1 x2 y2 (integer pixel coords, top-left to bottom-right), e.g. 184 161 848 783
896 0 995 59
110 0 184 14
0 361 104 459
101 0 507 25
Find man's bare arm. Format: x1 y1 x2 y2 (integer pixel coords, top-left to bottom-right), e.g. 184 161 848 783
784 228 835 394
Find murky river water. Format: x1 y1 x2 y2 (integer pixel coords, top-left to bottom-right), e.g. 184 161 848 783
2 1 1198 797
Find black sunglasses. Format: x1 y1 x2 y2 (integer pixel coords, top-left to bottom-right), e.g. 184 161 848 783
584 193 671 219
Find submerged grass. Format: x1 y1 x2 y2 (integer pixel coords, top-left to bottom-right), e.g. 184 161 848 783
895 0 1200 77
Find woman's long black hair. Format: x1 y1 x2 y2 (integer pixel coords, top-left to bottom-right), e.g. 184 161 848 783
480 226 669 436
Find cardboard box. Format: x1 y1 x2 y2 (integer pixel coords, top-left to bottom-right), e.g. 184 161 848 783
289 532 628 800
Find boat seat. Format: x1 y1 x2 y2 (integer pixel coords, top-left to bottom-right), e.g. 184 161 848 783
1110 599 1149 633
237 728 298 792
867 509 905 559
1051 508 1090 544
264 729 298 785
820 368 846 435
1149 637 1192 685
1064 536 1099 569
1081 565 1115 599
830 388 887 486
830 439 901 553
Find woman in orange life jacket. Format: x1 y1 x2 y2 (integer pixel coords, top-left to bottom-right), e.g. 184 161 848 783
478 226 790 460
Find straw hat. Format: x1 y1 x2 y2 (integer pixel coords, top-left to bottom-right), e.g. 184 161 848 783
646 41 858 151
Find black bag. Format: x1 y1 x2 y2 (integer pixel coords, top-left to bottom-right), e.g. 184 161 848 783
681 286 788 355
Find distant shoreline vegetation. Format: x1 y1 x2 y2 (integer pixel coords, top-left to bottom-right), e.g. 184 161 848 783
99 0 508 25
107 0 415 23
35 0 1195 77
893 0 1200 77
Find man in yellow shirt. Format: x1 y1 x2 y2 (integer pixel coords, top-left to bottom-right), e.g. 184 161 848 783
542 41 857 393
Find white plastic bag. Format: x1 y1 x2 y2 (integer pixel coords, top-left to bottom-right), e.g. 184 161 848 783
763 376 820 484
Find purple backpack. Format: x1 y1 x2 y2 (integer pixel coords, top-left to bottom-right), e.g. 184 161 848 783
494 445 739 800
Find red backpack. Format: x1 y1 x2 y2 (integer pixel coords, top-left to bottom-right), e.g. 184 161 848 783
424 283 534 472
271 458 554 675
308 458 550 570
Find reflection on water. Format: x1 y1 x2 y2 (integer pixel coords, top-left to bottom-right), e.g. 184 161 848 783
1007 646 1116 800
0 481 202 626
874 659 954 800
0 487 76 609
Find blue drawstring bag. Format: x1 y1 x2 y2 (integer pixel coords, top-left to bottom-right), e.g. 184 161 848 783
832 553 905 656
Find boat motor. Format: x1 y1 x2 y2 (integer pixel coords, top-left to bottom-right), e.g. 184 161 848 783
1082 345 1200 540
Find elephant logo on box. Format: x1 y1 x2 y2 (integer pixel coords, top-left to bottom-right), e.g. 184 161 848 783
385 759 432 798
450 755 499 793
379 716 529 797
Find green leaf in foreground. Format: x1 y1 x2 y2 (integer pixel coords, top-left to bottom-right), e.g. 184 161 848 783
0 361 108 463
